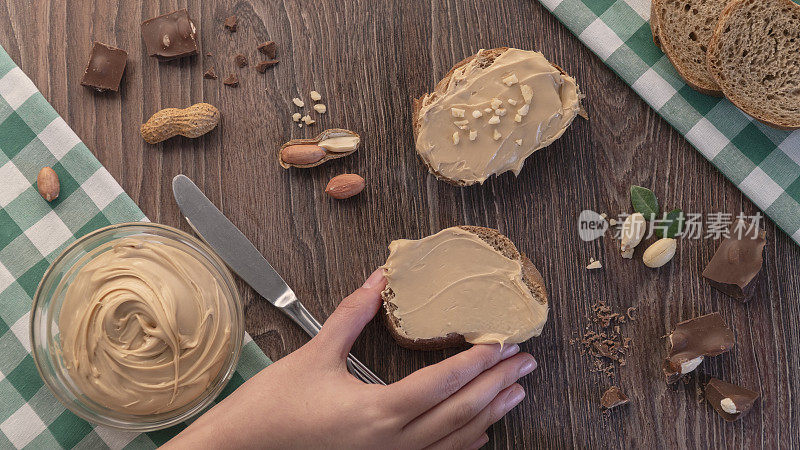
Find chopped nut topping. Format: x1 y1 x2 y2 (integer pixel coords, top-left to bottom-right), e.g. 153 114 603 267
292 98 305 107
502 74 519 86
495 108 506 116
469 130 477 141
452 132 460 145
520 85 533 103
313 103 327 114
292 113 301 122
508 98 518 105
514 114 522 123
610 218 618 226
493 129 502 140
490 98 503 110
301 114 315 125
453 119 470 129
488 115 500 125
515 138 523 146
310 90 322 101
517 104 530 116
483 107 493 113
472 110 483 118
451 107 465 118
162 35 171 48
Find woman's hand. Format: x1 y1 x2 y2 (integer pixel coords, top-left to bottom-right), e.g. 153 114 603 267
165 269 537 449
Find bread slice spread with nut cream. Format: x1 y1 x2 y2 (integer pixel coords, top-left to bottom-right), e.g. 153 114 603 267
412 48 583 186
381 226 548 350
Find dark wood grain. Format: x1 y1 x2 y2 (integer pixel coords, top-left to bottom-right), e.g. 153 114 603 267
3 0 799 448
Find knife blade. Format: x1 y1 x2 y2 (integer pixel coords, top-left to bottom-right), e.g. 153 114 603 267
171 174 295 307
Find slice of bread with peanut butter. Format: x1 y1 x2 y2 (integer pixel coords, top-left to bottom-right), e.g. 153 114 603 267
381 226 548 350
412 48 583 187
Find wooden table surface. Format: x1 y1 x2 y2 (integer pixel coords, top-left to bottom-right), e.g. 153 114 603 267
3 0 800 448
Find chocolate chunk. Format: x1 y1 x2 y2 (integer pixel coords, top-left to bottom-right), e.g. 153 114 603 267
663 313 734 383
223 73 239 87
258 41 277 59
703 220 766 302
203 67 218 80
224 15 238 32
705 378 759 421
141 9 198 61
255 59 279 73
234 53 248 68
601 386 629 409
80 42 127 92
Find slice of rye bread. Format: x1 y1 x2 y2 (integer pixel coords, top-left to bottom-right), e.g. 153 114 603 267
381 226 548 350
650 0 727 96
707 0 800 130
412 47 580 187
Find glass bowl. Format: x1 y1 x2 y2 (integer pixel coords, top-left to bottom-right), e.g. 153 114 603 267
30 222 244 431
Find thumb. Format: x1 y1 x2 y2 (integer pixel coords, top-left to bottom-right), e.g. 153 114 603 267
315 268 387 360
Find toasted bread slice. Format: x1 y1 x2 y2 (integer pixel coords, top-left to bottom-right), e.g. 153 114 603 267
650 0 726 96
412 48 582 187
707 0 800 130
382 226 548 350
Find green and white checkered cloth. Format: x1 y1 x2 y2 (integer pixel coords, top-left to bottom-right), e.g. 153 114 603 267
0 44 271 449
538 0 800 245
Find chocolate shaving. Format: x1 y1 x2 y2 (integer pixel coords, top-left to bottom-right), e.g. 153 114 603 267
224 15 238 32
572 301 634 380
234 53 248 67
203 67 218 79
223 73 239 87
256 59 279 73
601 386 629 409
258 41 277 59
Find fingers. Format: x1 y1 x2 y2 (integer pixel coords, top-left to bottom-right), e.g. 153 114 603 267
314 269 387 360
425 384 525 450
389 344 520 420
465 433 489 450
403 353 536 447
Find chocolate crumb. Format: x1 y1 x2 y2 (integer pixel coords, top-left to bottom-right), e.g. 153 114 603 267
258 41 277 59
223 73 239 87
234 53 248 67
203 67 218 80
224 15 238 32
572 301 635 380
601 386 629 409
256 59 279 73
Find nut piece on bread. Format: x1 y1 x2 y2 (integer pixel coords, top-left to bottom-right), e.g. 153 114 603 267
381 226 548 350
707 0 800 130
650 0 727 96
413 48 583 186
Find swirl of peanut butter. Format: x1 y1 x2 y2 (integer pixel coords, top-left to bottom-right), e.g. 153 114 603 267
59 237 232 415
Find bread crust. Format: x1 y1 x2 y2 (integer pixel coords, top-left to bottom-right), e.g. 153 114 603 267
706 0 800 130
381 226 548 351
650 0 724 96
412 48 578 187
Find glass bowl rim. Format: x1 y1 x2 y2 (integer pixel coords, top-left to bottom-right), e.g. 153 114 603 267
30 221 244 431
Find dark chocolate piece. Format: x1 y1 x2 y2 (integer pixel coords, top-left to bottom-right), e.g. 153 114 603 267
705 378 759 421
203 67 218 80
80 42 127 92
223 73 239 87
258 41 277 59
601 386 629 409
141 9 198 61
255 59 279 73
663 312 734 383
224 15 238 32
703 220 766 302
234 53 248 67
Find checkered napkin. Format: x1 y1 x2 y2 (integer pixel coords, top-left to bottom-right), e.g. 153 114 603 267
0 45 271 449
538 0 800 245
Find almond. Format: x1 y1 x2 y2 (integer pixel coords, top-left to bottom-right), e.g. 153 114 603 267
325 174 365 199
281 145 326 165
37 167 59 202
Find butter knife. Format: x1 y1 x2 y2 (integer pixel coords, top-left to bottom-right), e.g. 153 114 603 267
172 174 385 385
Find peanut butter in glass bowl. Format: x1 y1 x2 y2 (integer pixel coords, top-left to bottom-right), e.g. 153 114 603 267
30 222 244 431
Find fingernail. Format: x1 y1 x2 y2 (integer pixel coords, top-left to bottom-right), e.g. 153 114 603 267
362 268 385 289
500 344 520 359
505 385 525 408
478 434 490 446
518 356 537 377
